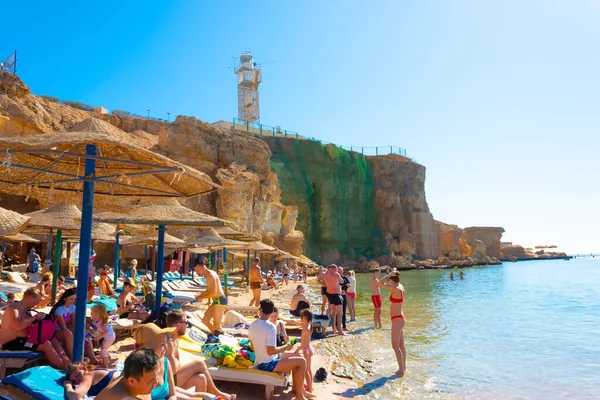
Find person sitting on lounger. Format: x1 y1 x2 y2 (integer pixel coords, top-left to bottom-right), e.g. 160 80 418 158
290 285 311 317
165 309 236 400
249 299 314 400
34 272 53 308
95 347 160 400
64 362 119 400
265 273 278 290
117 278 149 320
0 287 70 370
97 271 114 298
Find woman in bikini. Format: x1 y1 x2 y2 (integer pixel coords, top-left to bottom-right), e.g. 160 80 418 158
378 267 406 376
64 362 119 400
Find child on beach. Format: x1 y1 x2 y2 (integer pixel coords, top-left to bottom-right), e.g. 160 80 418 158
87 304 116 367
269 306 288 346
298 309 315 394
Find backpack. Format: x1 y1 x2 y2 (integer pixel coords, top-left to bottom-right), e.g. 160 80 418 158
26 311 57 344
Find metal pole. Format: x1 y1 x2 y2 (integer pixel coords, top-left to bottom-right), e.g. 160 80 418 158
51 229 62 305
155 224 166 319
246 250 250 288
14 50 17 75
73 144 96 362
223 248 228 298
113 232 120 289
1 240 5 268
46 228 53 265
144 245 149 277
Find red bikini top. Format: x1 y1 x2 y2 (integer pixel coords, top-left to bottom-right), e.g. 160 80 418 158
389 291 404 303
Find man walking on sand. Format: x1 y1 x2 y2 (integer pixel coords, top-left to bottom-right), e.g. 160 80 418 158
249 299 314 400
370 268 383 328
325 264 345 335
194 261 227 332
248 257 265 307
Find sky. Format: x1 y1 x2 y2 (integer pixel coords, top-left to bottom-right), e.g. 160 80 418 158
2 0 598 253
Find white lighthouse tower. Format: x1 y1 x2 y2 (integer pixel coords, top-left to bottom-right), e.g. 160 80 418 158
235 51 262 123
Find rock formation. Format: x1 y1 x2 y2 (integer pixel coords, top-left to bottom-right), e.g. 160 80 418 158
436 221 463 256
464 227 505 258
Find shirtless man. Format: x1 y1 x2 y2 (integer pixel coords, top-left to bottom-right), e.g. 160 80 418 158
301 263 308 283
282 265 290 286
370 268 383 328
96 348 159 400
194 261 228 332
318 266 328 315
248 257 265 307
0 287 70 369
325 264 345 335
290 285 311 317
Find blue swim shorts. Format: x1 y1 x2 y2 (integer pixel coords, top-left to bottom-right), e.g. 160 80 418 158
257 354 281 372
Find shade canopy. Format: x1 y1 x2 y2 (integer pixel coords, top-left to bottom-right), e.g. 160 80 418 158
275 251 300 261
93 199 227 227
0 206 30 237
213 226 260 242
121 233 185 246
186 227 248 250
0 117 220 200
227 240 276 252
0 232 40 243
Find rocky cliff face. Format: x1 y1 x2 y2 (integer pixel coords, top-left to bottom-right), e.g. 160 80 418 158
0 72 303 256
464 227 505 259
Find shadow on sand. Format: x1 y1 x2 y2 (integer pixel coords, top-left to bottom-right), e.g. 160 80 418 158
334 375 398 398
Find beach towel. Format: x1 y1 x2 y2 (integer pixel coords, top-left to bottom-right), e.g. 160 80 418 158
223 310 249 328
2 365 64 400
222 354 253 369
87 296 118 313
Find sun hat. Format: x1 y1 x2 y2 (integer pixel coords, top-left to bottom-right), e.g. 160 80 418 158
124 277 138 287
100 271 108 276
134 323 176 348
90 250 96 260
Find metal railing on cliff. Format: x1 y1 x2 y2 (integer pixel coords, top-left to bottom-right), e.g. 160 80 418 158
231 118 409 158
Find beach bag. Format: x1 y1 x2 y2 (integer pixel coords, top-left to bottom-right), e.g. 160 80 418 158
26 311 57 344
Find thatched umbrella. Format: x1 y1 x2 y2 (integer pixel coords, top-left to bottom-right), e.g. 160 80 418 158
120 233 185 247
0 232 39 268
93 199 229 310
0 207 30 237
0 117 220 362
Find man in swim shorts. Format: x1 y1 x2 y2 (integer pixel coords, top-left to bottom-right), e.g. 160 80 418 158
325 264 345 335
290 285 311 317
318 266 329 315
249 299 311 400
370 268 383 328
248 257 265 307
194 261 228 332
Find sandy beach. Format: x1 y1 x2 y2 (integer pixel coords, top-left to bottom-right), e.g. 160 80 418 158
0 276 359 400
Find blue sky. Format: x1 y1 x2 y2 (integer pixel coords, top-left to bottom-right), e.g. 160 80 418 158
3 0 598 253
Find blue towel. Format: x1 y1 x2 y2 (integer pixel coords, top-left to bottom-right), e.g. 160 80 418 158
2 366 64 400
87 296 118 312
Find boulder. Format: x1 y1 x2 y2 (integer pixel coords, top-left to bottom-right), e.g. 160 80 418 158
464 227 505 258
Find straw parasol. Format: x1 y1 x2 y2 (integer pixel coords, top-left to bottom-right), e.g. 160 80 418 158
213 226 260 242
0 117 223 363
1 233 40 243
185 227 248 250
0 117 219 201
120 233 185 247
227 240 276 252
0 206 30 236
93 199 227 227
275 251 300 262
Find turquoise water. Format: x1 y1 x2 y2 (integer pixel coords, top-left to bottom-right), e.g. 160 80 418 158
321 258 600 399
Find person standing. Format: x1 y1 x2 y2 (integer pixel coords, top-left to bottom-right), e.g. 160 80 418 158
194 261 227 332
125 259 139 281
318 266 328 316
346 270 357 322
248 257 265 307
338 266 350 331
377 268 407 376
27 248 41 274
282 265 290 286
325 264 344 336
369 268 383 329
301 263 308 283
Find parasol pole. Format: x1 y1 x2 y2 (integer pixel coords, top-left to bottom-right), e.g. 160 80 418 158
246 249 250 291
113 231 120 289
46 228 53 267
50 228 62 305
155 224 166 319
223 247 228 298
1 240 6 268
73 144 97 362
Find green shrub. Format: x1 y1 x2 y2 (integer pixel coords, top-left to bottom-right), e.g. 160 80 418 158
62 100 94 111
112 109 131 117
39 95 60 103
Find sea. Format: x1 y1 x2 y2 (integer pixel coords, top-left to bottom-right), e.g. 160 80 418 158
314 257 600 399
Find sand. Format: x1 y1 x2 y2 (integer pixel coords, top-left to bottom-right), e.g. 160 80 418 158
0 277 359 399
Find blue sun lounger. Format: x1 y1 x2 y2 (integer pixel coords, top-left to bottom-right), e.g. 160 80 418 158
0 350 44 379
2 365 64 400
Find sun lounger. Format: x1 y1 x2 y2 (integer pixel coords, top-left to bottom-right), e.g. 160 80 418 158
2 365 64 400
179 349 287 400
225 305 258 315
0 351 44 380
